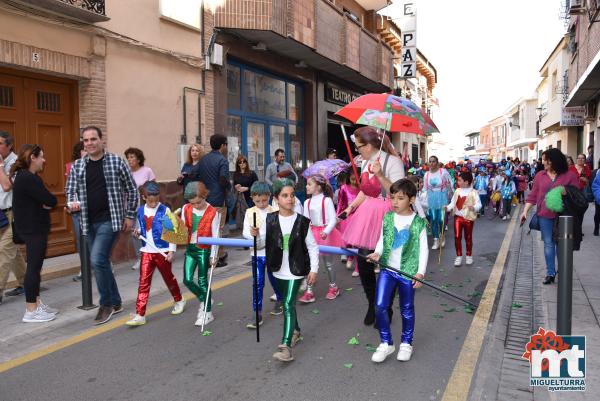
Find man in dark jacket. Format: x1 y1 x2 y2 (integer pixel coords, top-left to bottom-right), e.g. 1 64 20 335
197 134 230 266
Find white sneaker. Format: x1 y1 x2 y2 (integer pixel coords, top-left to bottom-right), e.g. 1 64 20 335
270 293 277 302
502 216 507 221
441 238 446 247
39 302 59 315
341 255 348 263
396 343 413 361
126 314 146 326
131 259 140 270
22 307 56 323
432 239 440 250
371 343 395 363
171 299 186 315
465 256 474 265
454 256 462 267
346 259 354 270
196 303 205 318
195 311 214 326
299 279 308 292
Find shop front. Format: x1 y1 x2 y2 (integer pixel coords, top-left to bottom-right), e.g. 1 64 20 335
224 60 306 180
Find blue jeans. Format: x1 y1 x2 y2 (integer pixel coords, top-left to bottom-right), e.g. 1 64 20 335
86 220 121 307
539 217 557 277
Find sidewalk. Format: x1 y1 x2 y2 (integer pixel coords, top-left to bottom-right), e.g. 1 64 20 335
0 245 254 364
472 213 600 400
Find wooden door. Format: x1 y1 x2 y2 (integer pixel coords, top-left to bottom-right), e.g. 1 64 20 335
0 69 78 257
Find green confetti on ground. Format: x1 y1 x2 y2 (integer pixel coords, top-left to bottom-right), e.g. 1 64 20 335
512 302 523 309
440 303 448 306
365 344 377 352
444 307 457 313
216 302 224 306
439 268 446 272
464 305 475 314
468 291 482 298
345 287 353 291
465 278 472 283
344 363 353 369
311 309 320 314
441 284 450 289
432 292 440 298
432 313 444 319
202 330 212 336
347 336 360 345
458 284 463 288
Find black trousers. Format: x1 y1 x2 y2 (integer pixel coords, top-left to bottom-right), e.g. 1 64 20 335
21 233 48 303
594 203 600 233
357 248 377 307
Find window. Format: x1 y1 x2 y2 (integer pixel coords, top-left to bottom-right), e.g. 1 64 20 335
36 91 60 112
557 140 562 151
551 71 557 101
287 83 302 121
0 86 14 107
226 116 241 171
159 0 202 30
227 65 241 110
244 71 286 119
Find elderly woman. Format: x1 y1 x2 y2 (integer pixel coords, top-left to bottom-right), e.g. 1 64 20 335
520 149 579 285
341 127 405 326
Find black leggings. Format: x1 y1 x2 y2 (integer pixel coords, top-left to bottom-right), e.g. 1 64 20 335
595 203 600 233
21 233 48 303
357 249 377 308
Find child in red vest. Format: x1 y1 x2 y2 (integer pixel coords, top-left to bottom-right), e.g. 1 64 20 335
126 181 184 326
181 182 221 327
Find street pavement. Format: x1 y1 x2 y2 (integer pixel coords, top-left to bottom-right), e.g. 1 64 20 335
0 215 516 401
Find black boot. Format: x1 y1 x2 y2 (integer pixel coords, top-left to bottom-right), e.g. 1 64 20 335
364 304 375 325
543 275 555 285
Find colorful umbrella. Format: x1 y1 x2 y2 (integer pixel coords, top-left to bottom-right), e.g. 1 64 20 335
302 159 350 179
335 93 439 135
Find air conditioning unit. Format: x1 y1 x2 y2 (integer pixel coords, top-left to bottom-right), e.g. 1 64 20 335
570 0 586 14
210 43 224 66
585 101 597 120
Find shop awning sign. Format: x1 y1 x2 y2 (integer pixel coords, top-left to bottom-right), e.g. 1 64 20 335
560 106 586 126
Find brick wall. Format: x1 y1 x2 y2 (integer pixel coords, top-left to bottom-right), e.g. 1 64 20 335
345 19 360 70
204 7 215 142
316 0 344 64
292 0 315 48
569 15 600 91
214 0 285 35
78 56 107 137
359 30 377 81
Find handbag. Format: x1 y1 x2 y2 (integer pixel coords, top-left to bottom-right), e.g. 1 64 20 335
584 183 594 203
529 213 541 231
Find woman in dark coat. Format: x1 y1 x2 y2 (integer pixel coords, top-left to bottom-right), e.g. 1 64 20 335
11 144 58 322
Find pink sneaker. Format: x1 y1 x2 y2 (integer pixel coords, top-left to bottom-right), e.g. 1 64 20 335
298 291 316 303
325 286 340 300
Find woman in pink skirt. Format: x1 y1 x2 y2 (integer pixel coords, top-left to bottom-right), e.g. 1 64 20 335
340 127 405 326
299 174 344 302
337 173 361 275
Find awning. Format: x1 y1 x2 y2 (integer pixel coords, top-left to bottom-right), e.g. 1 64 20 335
507 137 538 148
566 48 600 106
223 29 390 93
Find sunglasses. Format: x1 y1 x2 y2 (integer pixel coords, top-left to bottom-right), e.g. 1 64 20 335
238 160 247 164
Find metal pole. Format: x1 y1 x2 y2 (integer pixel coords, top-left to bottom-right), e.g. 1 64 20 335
78 233 97 310
557 215 573 335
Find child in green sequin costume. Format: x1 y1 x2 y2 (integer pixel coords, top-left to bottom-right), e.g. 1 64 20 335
181 182 222 327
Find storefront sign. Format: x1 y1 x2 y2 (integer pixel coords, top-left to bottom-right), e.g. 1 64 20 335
561 106 585 126
325 83 361 106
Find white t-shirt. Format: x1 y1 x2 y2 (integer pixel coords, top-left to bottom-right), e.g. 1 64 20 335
139 204 177 253
180 204 221 259
446 188 482 217
0 152 17 209
272 213 320 280
303 193 337 234
242 206 273 257
374 213 429 276
361 150 405 185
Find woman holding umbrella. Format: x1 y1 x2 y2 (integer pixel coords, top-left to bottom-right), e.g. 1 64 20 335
341 126 405 326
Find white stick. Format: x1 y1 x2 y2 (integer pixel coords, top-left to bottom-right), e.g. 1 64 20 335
201 215 222 332
136 234 169 258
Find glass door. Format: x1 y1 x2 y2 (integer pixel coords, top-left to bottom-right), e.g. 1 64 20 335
269 124 286 163
247 121 266 180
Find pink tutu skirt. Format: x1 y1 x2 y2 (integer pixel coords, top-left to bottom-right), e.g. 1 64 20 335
311 226 345 247
341 197 391 250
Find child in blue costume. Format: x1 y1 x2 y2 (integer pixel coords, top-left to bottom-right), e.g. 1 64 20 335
367 179 429 363
242 181 282 329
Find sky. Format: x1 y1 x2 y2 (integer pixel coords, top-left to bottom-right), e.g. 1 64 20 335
413 0 567 151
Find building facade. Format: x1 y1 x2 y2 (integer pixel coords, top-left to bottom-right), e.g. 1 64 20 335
0 0 206 257
505 97 538 162
488 114 509 162
565 1 600 166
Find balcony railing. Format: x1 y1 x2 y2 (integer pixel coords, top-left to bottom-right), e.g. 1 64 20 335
10 0 108 22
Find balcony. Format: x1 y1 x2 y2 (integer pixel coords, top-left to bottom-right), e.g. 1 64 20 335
214 0 393 92
8 0 108 23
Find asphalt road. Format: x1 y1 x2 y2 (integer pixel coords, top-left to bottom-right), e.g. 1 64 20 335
0 215 510 401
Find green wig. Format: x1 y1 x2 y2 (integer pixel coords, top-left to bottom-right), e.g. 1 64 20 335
250 181 271 196
545 186 564 213
272 179 295 198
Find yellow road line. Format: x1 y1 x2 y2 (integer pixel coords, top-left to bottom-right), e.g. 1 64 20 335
0 271 252 374
442 208 519 401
